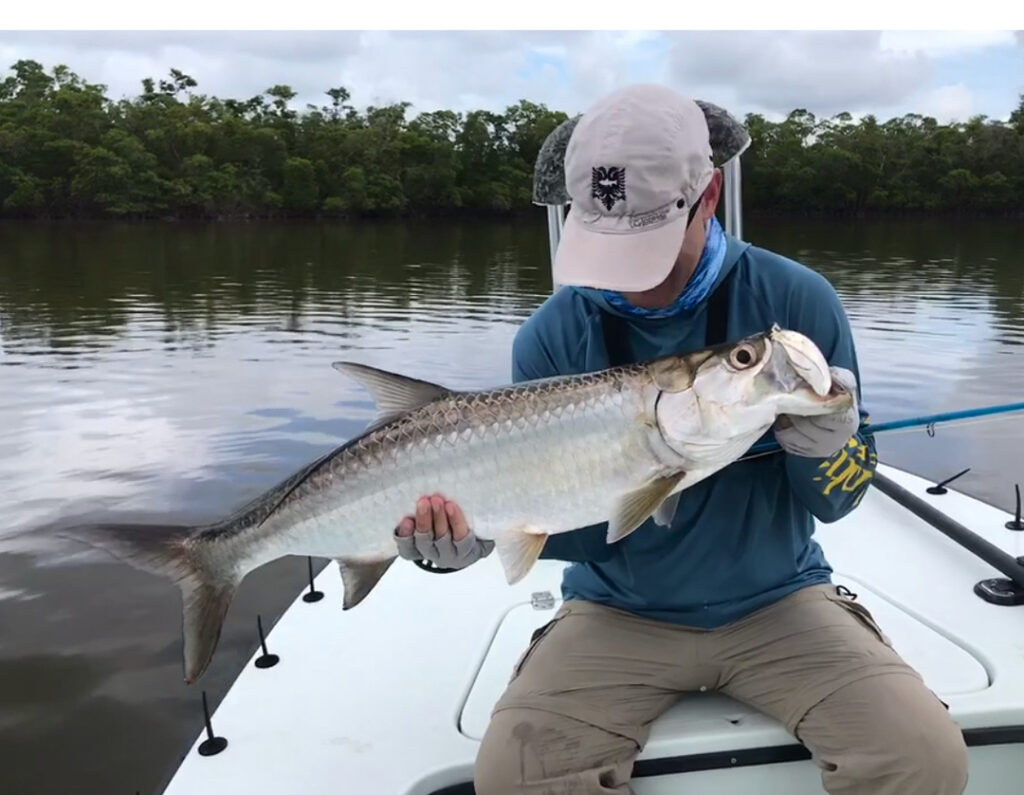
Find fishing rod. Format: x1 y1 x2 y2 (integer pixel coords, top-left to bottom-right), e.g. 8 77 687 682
743 400 1024 460
740 399 1024 598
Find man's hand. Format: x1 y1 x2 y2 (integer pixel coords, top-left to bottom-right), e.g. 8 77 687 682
775 366 860 458
394 494 494 569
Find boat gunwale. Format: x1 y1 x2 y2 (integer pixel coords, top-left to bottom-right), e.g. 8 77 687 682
425 724 1024 794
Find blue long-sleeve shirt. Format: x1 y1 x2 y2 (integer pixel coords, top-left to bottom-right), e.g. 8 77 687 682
510 235 877 628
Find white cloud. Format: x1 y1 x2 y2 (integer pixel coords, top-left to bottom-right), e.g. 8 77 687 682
0 31 594 116
667 31 934 118
879 30 1017 57
0 29 1017 122
918 83 976 123
335 31 553 112
0 31 365 110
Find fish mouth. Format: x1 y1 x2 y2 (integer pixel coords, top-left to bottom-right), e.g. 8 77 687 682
769 325 831 397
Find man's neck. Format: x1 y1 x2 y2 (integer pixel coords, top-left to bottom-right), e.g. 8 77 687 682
619 258 699 309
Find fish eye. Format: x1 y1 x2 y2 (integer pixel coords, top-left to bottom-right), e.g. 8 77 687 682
729 344 757 369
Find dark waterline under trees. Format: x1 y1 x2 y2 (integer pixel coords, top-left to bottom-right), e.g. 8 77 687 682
1 60 1022 221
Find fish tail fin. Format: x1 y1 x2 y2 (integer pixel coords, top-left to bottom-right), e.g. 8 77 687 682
57 522 238 684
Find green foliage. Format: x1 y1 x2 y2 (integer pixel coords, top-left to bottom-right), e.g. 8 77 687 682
282 157 318 213
741 104 1024 215
1 60 1020 220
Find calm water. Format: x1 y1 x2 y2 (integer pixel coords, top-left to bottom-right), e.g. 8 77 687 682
0 217 1022 793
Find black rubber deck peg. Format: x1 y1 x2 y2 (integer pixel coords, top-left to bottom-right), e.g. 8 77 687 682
302 556 324 603
254 614 279 669
1006 484 1023 531
927 467 970 495
197 690 228 756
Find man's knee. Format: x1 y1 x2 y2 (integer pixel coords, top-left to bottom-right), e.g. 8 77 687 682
474 707 636 795
899 711 968 793
800 675 968 795
473 710 523 795
867 681 967 793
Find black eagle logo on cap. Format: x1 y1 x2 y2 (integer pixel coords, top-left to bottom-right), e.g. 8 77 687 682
591 166 626 211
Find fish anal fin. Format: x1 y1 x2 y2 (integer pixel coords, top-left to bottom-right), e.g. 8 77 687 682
493 527 548 585
608 473 686 543
332 361 451 423
336 556 397 609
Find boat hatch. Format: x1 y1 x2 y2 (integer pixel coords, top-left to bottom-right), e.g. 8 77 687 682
458 577 990 742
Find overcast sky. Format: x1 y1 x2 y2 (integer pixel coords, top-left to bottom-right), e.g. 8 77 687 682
1 30 1021 124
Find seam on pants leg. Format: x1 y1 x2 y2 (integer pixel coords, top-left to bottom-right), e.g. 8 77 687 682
787 669 926 739
491 697 652 749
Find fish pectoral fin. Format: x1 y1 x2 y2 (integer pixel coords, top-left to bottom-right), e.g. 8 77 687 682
608 473 687 543
336 556 397 609
653 491 682 528
331 361 452 422
493 526 548 585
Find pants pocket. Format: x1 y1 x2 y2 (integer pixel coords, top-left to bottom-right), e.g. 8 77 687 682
509 607 570 682
825 585 893 647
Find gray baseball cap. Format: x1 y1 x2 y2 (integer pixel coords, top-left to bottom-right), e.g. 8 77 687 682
554 83 715 292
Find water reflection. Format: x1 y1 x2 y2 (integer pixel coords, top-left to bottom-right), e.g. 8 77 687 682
0 216 1022 794
0 220 552 352
749 216 1024 509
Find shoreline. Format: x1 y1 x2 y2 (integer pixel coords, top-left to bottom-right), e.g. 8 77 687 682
2 208 1023 224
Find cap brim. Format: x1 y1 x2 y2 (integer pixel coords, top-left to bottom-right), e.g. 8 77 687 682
553 208 690 292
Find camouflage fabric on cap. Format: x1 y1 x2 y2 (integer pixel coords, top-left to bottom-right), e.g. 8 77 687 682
531 100 750 206
696 100 752 165
531 114 581 206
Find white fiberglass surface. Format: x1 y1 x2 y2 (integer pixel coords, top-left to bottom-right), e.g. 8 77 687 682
164 465 1024 795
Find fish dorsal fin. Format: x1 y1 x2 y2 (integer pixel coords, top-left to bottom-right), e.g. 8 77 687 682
332 361 451 422
336 556 397 609
607 473 686 543
493 526 548 584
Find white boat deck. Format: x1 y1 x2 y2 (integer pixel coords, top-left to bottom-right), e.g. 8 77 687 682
162 464 1024 794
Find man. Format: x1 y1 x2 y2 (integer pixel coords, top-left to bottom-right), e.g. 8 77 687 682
394 84 968 795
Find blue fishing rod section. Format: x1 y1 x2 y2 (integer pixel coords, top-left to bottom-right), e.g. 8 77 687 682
746 400 1024 459
741 401 1024 598
742 399 1024 600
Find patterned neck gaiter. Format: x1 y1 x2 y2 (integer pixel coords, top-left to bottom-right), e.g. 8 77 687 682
601 215 727 319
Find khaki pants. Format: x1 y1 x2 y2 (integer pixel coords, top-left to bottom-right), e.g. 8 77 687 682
474 584 968 795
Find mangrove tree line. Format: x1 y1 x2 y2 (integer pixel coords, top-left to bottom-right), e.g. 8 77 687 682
1 60 1022 220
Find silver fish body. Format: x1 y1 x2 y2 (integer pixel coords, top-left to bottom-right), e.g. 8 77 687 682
247 370 662 564
64 325 852 683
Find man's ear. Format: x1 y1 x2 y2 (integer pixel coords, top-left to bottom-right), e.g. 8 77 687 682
701 168 723 222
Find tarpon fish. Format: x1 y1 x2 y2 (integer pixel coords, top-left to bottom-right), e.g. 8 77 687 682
62 325 852 683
